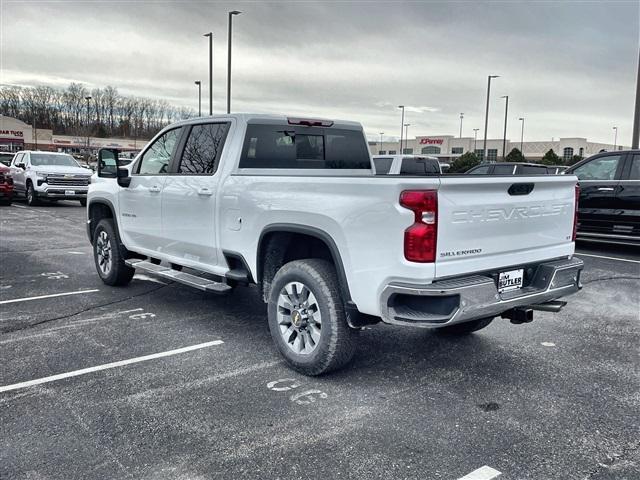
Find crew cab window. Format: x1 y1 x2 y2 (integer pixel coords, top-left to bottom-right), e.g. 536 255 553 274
12 153 24 167
373 157 393 174
177 123 230 174
400 157 440 175
137 128 181 175
468 165 490 174
493 165 515 175
572 155 621 181
240 124 371 169
517 165 548 174
628 155 640 180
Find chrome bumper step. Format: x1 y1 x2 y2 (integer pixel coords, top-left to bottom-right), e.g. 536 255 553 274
125 259 232 294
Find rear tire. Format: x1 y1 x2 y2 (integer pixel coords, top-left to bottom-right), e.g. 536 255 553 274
268 259 356 376
437 317 494 335
92 218 135 286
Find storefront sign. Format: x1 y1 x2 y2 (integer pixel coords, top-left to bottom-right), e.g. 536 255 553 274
0 130 24 138
419 138 444 145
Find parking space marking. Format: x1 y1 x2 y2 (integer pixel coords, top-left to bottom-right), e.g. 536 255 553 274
11 204 27 209
0 289 99 305
0 340 224 393
577 252 640 264
67 251 86 255
457 465 502 480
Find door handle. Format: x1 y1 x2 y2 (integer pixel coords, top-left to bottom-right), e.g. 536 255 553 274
596 187 615 191
198 188 213 196
148 185 161 193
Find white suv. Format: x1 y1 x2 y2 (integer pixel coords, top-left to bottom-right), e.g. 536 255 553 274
10 151 93 206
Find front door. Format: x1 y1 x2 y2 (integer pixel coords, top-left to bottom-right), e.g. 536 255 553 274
614 153 640 239
571 153 625 235
118 127 182 254
160 122 231 268
10 153 26 195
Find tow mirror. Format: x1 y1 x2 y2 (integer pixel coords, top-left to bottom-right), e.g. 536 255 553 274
97 148 118 178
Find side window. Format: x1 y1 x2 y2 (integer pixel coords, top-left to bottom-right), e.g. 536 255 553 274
12 153 24 167
178 123 230 174
136 128 181 175
373 157 393 174
627 155 640 180
400 158 439 175
493 165 515 175
572 155 622 181
518 165 548 174
468 165 490 174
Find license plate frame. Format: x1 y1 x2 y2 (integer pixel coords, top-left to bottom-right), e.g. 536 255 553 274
64 190 75 196
498 268 524 293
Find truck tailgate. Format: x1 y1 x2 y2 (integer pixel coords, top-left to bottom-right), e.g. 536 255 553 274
436 175 577 279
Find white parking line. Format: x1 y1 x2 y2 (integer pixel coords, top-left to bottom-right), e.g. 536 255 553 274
0 340 224 393
457 466 502 480
0 289 99 305
11 204 27 209
577 252 640 264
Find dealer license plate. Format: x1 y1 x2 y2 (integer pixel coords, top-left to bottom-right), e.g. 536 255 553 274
65 190 75 196
498 269 524 293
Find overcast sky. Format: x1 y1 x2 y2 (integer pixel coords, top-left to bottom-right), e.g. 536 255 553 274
1 0 638 144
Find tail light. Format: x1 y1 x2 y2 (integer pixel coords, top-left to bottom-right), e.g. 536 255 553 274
572 184 580 241
400 190 438 262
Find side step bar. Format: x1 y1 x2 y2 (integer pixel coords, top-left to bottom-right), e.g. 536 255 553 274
125 259 233 294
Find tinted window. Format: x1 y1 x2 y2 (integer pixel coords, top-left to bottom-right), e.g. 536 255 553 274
400 157 440 175
518 165 548 174
572 155 621 181
178 123 230 174
30 153 77 167
373 157 393 174
628 155 640 180
468 165 490 174
493 165 515 175
137 128 181 175
239 124 371 169
12 153 24 166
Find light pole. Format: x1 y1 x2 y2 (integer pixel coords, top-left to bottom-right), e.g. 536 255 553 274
227 10 242 114
613 126 618 150
459 113 464 138
398 105 405 153
85 95 92 154
203 32 213 115
633 47 640 149
483 75 499 162
501 95 509 159
519 117 525 155
379 132 384 154
195 81 202 116
404 124 410 152
473 128 479 151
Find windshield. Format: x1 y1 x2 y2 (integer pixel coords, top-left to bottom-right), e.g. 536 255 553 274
30 153 79 167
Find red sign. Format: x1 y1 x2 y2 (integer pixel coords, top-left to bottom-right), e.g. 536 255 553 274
0 130 23 137
419 138 444 145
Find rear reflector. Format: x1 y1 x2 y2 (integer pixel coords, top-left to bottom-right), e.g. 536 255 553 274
287 117 334 127
400 190 438 263
572 184 580 241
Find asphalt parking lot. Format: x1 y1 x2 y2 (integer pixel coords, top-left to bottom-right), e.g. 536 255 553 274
1 201 638 480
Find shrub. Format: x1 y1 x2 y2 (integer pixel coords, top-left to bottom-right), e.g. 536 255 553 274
450 151 480 173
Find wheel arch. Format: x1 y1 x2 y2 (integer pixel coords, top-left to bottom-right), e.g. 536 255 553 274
87 198 117 245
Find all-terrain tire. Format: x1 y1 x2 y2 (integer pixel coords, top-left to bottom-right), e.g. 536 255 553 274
92 218 135 286
26 181 38 206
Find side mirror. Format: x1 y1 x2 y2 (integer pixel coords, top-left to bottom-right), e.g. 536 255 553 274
97 148 118 178
117 165 131 188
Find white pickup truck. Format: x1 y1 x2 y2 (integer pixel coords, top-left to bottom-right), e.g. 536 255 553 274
87 114 583 375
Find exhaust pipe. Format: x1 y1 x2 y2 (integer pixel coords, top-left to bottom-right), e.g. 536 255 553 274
527 300 567 313
501 308 534 324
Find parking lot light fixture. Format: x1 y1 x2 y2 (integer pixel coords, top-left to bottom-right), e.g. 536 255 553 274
195 81 202 117
459 113 464 138
501 95 509 159
519 117 525 154
483 75 499 163
398 105 405 153
473 128 479 151
613 126 618 150
227 11 242 114
203 33 213 116
379 132 384 154
404 124 410 152
85 96 92 154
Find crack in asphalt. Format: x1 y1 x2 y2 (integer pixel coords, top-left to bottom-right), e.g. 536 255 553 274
581 440 640 480
0 283 172 335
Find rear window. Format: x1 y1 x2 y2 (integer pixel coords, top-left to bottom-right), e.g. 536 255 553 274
373 157 393 174
239 124 371 169
399 157 440 175
517 165 548 174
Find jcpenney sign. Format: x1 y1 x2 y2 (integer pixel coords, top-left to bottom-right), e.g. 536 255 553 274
419 138 444 145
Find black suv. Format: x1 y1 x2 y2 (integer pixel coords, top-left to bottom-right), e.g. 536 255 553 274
465 162 550 175
565 150 639 246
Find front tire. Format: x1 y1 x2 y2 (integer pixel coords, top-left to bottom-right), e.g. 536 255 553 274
92 219 135 286
268 259 356 376
437 317 494 335
26 182 38 206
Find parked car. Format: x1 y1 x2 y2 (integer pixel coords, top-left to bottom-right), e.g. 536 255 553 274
0 163 14 205
10 151 93 206
88 114 583 375
372 154 441 175
466 162 550 175
564 150 639 245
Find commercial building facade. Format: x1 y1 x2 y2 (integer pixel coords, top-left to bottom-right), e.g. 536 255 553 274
371 134 627 163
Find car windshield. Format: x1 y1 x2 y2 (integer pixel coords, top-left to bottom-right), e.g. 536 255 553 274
30 153 79 167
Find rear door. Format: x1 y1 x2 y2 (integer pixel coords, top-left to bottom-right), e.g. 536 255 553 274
614 153 640 239
570 153 626 235
160 121 230 268
436 175 577 278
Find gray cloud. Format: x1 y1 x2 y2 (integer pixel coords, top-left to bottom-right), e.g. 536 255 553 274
1 0 638 144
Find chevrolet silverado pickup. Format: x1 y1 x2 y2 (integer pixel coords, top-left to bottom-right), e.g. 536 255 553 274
87 114 584 375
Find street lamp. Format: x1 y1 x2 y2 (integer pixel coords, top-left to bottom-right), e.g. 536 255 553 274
195 81 202 116
501 95 509 159
519 117 525 154
482 75 499 162
613 126 618 150
398 105 405 153
459 113 464 138
85 95 92 154
404 123 411 152
227 10 242 114
203 33 213 115
379 132 384 154
473 128 479 151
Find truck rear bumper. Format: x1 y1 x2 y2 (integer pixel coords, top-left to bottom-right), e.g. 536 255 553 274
380 257 584 328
